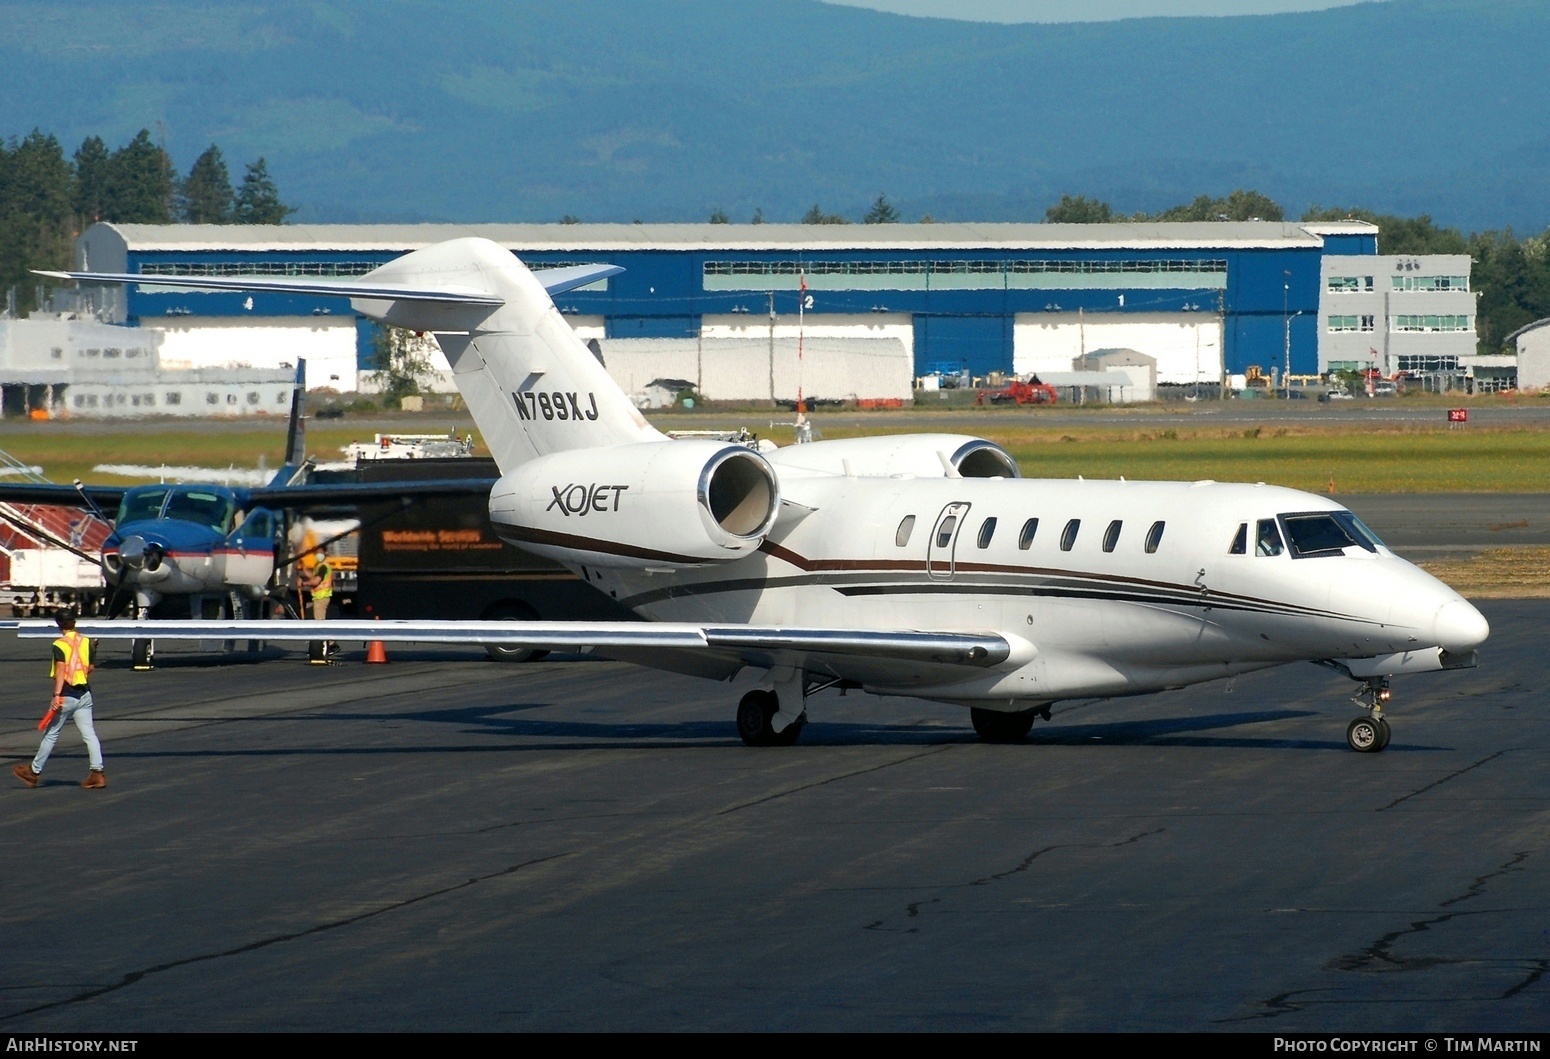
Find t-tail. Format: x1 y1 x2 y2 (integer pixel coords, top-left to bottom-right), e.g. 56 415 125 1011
37 239 655 474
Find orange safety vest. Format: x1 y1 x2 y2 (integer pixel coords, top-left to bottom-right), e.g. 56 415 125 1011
51 632 92 687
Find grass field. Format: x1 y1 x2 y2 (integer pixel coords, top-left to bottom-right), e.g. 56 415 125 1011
0 415 1546 494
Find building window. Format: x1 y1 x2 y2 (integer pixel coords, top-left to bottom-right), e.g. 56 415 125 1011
1393 315 1471 332
50 347 63 360
1018 518 1039 550
1396 355 1460 373
165 392 182 405
226 394 237 405
1392 275 1469 292
277 392 288 404
73 395 84 408
895 515 915 547
1360 315 1375 332
103 348 121 358
1327 315 1359 332
206 392 220 405
1102 520 1122 553
977 517 997 549
1060 519 1080 552
1327 276 1362 292
246 392 260 405
1144 521 1165 554
140 261 381 278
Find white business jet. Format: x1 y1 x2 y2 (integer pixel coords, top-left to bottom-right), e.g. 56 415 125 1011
25 239 1489 752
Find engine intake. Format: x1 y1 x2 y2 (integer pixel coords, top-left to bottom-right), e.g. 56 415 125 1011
490 440 779 568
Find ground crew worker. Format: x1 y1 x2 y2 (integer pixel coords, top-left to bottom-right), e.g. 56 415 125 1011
12 612 105 789
302 548 339 653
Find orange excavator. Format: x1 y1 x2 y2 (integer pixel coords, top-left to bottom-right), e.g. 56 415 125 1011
977 375 1058 406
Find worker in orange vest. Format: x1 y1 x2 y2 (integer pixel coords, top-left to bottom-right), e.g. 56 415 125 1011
13 612 105 789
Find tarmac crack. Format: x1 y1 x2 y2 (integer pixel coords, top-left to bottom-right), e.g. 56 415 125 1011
865 828 1165 932
1377 750 1505 811
1222 851 1545 1022
0 850 575 1024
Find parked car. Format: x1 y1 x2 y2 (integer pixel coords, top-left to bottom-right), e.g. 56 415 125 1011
1370 380 1399 397
1318 388 1355 402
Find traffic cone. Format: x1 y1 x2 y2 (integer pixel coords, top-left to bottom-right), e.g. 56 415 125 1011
366 618 388 664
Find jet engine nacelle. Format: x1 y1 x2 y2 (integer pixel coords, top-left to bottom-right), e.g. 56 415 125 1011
489 440 780 568
764 434 1020 479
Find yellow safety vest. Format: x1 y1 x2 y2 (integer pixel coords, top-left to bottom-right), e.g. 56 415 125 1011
313 560 333 600
51 632 92 686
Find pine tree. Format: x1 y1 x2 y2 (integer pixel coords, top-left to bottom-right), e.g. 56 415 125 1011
233 157 294 224
180 145 234 223
1045 194 1114 223
0 130 74 312
863 193 899 224
801 203 848 225
105 129 176 223
72 135 110 225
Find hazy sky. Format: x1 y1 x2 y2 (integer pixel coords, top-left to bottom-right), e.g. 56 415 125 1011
821 0 1374 22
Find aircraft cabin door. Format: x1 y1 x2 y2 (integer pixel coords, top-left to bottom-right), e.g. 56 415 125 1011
927 502 971 581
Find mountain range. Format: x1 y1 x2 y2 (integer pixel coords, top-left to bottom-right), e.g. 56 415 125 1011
2 0 1545 231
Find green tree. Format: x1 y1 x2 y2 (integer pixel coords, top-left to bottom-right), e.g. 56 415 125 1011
105 129 176 223
233 157 294 224
368 324 440 407
180 144 234 223
750 207 764 224
863 193 899 224
708 206 729 224
1151 189 1283 222
801 203 848 225
0 130 74 312
72 135 110 225
1045 194 1114 223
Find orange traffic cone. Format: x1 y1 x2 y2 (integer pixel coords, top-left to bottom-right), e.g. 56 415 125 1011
366 618 388 664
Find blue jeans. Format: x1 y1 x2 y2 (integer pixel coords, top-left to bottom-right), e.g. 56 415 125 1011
33 692 103 774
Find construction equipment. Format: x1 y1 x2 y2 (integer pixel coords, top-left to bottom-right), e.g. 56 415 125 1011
977 376 1058 406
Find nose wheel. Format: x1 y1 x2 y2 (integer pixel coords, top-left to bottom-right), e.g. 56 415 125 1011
1346 678 1393 753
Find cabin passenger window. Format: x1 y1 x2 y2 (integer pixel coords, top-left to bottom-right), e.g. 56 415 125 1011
1144 521 1165 553
935 515 958 548
1229 523 1248 554
1256 519 1284 556
1018 518 1039 550
977 517 997 548
1102 520 1122 553
1060 519 1080 552
895 515 916 547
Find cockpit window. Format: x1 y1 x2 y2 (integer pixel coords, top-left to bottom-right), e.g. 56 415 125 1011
117 487 170 525
1229 523 1247 554
1256 519 1284 556
162 489 237 533
1279 511 1382 558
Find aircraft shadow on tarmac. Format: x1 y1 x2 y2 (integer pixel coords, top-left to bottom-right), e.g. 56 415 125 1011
95 702 1438 757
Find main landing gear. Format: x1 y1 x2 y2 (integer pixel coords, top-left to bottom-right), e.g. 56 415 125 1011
970 707 1045 743
1345 678 1393 753
737 690 805 746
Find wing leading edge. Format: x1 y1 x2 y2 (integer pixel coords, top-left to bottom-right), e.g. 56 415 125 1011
11 619 1009 668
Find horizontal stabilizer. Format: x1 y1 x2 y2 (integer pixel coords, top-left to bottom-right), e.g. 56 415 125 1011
13 620 1009 668
33 263 621 304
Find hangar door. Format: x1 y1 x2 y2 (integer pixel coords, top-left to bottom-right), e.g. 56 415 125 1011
1014 312 1222 386
915 316 1011 377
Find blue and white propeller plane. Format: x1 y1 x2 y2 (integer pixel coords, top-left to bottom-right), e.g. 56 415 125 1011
19 240 1489 751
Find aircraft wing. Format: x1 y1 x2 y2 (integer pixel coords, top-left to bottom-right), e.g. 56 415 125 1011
35 263 622 302
0 483 127 509
244 478 497 508
11 619 1010 668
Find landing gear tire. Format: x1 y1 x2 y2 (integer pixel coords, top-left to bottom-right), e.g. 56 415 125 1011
131 638 154 671
736 690 803 747
971 707 1036 743
480 601 550 664
1346 716 1388 753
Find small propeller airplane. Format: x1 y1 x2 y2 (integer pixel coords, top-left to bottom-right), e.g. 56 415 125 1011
13 242 1488 751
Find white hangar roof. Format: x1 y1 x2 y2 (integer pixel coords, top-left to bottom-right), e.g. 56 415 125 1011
86 220 1371 256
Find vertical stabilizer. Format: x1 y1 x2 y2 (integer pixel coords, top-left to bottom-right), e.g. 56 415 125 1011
284 359 306 467
349 238 662 473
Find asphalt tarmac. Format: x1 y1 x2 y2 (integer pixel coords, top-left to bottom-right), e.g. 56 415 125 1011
1 599 1545 1033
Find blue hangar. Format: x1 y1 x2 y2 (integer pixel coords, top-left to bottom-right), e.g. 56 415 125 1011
73 220 1379 389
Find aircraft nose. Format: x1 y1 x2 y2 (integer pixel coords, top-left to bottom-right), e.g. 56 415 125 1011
1432 599 1489 652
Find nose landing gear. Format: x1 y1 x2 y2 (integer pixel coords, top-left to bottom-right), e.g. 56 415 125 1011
1346 678 1392 753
